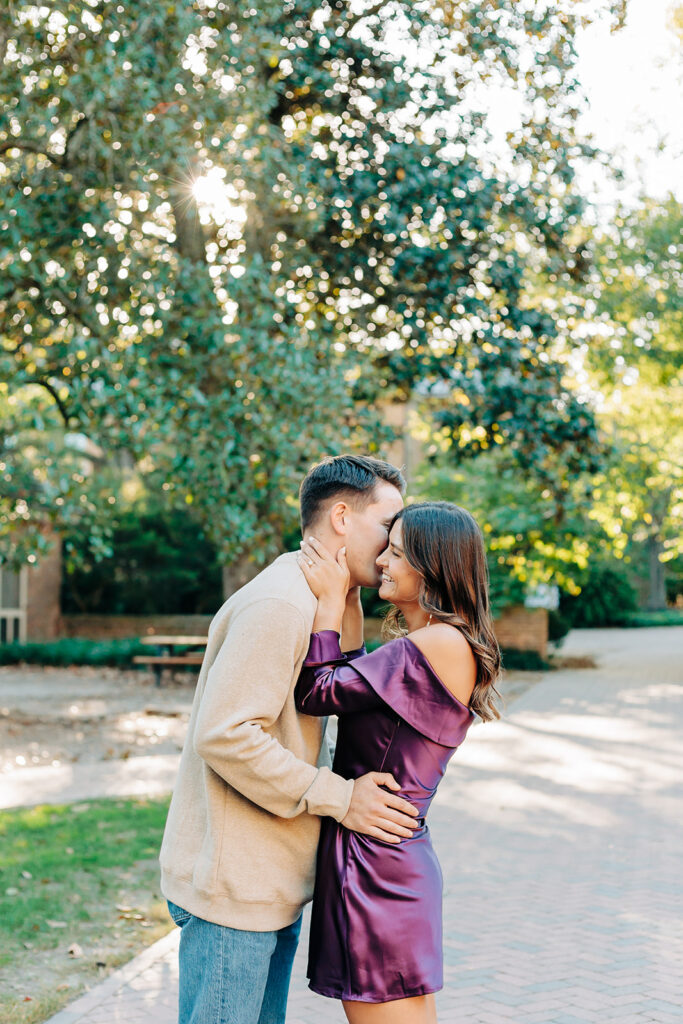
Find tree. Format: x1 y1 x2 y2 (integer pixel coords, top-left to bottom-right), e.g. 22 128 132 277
0 384 114 566
62 500 223 614
583 197 683 608
414 446 594 614
1 0 621 583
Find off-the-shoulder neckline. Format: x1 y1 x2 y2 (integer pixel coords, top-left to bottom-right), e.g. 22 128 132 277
400 636 474 714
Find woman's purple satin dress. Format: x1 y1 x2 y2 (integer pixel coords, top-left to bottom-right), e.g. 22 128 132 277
295 630 475 1003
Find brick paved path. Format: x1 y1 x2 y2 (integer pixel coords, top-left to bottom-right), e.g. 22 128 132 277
47 628 683 1024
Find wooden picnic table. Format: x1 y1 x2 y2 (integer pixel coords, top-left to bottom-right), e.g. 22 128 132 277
133 635 208 686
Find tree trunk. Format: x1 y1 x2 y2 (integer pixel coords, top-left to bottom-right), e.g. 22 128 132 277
645 534 668 610
222 555 261 600
169 159 206 264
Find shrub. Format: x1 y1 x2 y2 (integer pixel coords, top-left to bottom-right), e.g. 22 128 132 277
0 638 147 667
665 555 683 606
62 504 223 615
625 609 683 627
560 562 638 628
548 608 572 642
500 647 551 671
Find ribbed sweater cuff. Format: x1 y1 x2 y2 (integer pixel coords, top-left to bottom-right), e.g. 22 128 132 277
304 765 354 822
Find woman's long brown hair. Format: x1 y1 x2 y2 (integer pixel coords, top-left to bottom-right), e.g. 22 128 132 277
382 501 501 721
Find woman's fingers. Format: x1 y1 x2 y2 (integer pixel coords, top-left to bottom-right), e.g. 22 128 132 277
303 536 334 562
299 540 319 566
296 553 313 575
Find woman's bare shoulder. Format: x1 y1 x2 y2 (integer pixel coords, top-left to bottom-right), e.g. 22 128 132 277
407 623 476 703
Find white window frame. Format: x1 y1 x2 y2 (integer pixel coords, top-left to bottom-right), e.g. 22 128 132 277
0 566 28 643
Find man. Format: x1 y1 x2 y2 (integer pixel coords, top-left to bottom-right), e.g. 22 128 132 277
160 455 420 1024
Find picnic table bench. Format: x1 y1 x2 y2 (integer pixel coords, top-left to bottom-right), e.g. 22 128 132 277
133 635 207 687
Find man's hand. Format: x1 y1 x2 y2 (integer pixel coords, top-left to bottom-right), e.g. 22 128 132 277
342 772 420 844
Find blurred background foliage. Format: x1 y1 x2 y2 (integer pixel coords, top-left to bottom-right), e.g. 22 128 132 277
61 500 223 614
1 0 681 625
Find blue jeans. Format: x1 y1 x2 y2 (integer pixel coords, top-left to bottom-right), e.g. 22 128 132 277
167 901 302 1024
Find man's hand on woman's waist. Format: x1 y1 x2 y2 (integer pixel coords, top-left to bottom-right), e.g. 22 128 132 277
342 772 419 844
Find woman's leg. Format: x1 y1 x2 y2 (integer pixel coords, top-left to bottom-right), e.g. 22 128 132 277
342 993 437 1024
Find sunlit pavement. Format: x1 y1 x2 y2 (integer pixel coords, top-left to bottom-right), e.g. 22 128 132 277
45 627 683 1024
0 753 181 809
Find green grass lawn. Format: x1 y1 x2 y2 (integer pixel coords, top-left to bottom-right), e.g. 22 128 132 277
0 797 173 1024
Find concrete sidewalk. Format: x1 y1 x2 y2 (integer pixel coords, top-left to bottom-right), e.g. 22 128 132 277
46 627 683 1024
0 752 180 809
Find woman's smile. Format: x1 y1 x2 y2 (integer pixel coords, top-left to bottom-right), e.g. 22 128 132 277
376 521 425 609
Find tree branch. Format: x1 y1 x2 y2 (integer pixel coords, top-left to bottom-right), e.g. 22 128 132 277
24 378 73 426
343 1 388 33
63 114 89 162
0 138 65 167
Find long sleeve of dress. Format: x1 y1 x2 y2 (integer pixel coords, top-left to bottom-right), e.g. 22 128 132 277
296 632 474 749
295 630 383 717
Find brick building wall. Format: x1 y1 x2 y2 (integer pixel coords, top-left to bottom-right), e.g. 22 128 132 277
25 535 62 641
492 605 548 658
61 607 547 655
362 607 548 658
61 614 213 639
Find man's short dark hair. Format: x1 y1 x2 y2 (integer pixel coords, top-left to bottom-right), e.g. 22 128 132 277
299 455 406 532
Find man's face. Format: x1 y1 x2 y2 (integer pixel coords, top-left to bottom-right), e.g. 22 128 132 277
343 481 405 588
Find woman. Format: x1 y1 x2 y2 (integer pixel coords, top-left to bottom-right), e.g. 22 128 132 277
295 501 501 1024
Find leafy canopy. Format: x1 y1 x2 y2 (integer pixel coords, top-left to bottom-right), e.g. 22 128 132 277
1 0 621 573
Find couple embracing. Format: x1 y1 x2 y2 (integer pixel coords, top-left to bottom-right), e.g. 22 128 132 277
160 454 501 1024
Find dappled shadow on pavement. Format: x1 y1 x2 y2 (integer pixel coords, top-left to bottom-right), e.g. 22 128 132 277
43 627 683 1023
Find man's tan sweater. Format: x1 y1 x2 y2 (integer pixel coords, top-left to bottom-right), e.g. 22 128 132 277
160 552 354 931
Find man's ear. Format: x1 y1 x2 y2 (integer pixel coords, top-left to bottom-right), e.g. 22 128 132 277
329 501 348 537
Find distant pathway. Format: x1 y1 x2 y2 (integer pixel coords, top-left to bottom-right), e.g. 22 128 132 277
40 627 683 1023
0 753 180 809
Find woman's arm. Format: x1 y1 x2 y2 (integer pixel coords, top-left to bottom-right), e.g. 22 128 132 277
340 587 364 653
295 630 380 717
298 537 349 637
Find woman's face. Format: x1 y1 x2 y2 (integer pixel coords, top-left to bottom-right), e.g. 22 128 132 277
376 520 423 609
